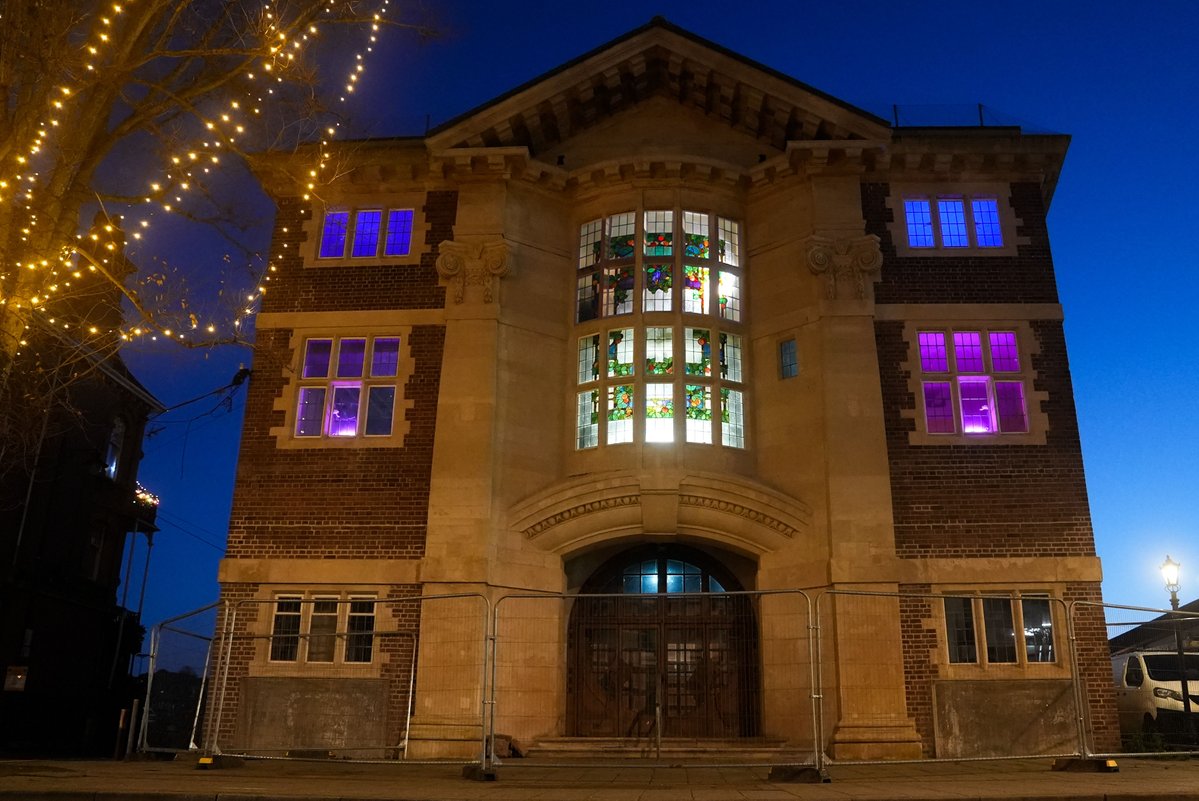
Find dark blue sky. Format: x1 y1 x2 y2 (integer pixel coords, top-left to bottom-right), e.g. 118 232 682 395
124 0 1199 631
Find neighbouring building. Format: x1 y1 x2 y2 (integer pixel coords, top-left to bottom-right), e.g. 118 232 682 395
213 19 1118 760
0 218 162 756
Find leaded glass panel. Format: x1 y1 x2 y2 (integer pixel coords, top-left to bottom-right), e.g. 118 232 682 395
645 383 673 443
683 264 708 314
720 333 742 382
606 212 636 259
578 335 600 384
685 329 711 376
607 386 634 444
721 388 744 448
644 264 672 311
603 265 634 316
683 211 709 258
607 329 634 377
577 391 599 449
644 210 673 256
685 384 712 444
718 271 740 322
645 327 673 375
579 218 602 268
718 217 739 266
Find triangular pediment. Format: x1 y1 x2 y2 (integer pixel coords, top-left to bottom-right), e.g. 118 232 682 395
426 18 890 160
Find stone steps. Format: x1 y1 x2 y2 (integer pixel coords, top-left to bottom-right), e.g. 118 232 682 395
522 736 808 762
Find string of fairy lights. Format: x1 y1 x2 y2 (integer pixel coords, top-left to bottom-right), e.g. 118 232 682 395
0 0 391 349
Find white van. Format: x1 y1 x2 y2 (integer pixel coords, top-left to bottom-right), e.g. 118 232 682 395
1112 650 1199 734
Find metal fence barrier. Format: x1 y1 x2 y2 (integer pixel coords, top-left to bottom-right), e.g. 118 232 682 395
488 589 817 769
1087 601 1199 758
205 592 489 763
139 603 220 754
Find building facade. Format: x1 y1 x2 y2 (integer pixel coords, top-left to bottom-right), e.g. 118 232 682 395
216 19 1118 759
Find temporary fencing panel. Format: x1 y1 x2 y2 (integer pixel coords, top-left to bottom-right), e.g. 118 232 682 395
206 593 488 763
1086 601 1199 757
139 603 219 754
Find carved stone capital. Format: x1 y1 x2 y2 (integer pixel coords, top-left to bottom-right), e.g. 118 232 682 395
435 238 511 304
803 234 883 301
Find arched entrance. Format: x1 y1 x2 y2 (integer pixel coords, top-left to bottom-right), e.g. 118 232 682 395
566 544 760 738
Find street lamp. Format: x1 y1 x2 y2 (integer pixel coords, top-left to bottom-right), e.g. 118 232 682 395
1160 555 1193 742
1162 555 1181 610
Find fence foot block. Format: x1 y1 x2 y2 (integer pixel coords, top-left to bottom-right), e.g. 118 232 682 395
462 764 498 781
1051 758 1118 773
196 755 244 770
769 766 829 783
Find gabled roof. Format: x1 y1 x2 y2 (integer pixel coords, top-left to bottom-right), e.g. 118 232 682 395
426 17 891 156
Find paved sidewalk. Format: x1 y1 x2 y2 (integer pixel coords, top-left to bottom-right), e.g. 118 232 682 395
1 756 1197 801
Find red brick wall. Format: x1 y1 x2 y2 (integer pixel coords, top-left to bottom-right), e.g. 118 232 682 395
898 585 937 756
1065 582 1122 753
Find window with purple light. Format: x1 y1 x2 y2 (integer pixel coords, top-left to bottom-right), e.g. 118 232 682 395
988 332 1020 371
904 200 934 248
922 382 955 434
336 338 366 377
918 331 948 372
971 199 1003 247
953 331 984 372
302 339 332 378
995 382 1028 433
937 198 969 247
384 209 414 256
318 212 349 258
351 210 382 257
294 335 400 440
958 377 995 434
371 337 400 377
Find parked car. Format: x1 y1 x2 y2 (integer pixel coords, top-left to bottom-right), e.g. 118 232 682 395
1112 650 1199 735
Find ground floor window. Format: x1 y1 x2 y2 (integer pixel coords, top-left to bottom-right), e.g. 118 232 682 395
268 594 377 665
944 592 1055 666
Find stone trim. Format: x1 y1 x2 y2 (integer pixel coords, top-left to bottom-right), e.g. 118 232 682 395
435 238 511 304
803 233 883 301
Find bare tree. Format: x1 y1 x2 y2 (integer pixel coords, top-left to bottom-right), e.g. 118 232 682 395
0 0 430 471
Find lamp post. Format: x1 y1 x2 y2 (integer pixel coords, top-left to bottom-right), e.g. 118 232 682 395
1161 556 1193 742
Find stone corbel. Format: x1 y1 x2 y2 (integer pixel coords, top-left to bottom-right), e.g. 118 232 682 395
435 238 511 304
803 234 883 301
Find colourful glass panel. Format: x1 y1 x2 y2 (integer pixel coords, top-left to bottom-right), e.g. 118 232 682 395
644 263 672 312
718 271 740 322
683 264 708 314
645 383 673 443
918 332 948 372
721 333 742 382
922 381 954 434
606 212 636 259
989 332 1020 372
644 210 673 256
607 329 634 377
685 329 711 376
718 217 740 266
577 390 599 449
645 327 673 375
721 388 744 448
577 271 599 322
603 265 634 316
685 385 712 444
683 211 709 258
607 385 634 444
578 335 600 384
579 218 602 269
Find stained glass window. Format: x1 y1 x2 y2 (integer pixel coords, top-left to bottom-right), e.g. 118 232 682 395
644 264 672 311
685 384 712 443
644 210 673 256
718 271 740 322
721 333 742 382
607 386 634 444
579 219 603 269
683 264 708 314
607 213 636 259
645 383 673 443
718 217 740 266
683 211 709 258
603 265 634 316
721 388 744 448
577 390 598 449
577 273 599 323
607 329 633 377
685 329 711 376
645 327 673 375
578 335 600 384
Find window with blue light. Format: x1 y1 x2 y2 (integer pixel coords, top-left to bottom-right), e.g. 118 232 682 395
318 212 350 258
317 208 415 260
971 199 1003 247
385 209 414 256
620 558 727 594
779 338 798 379
351 210 382 257
902 194 1005 250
